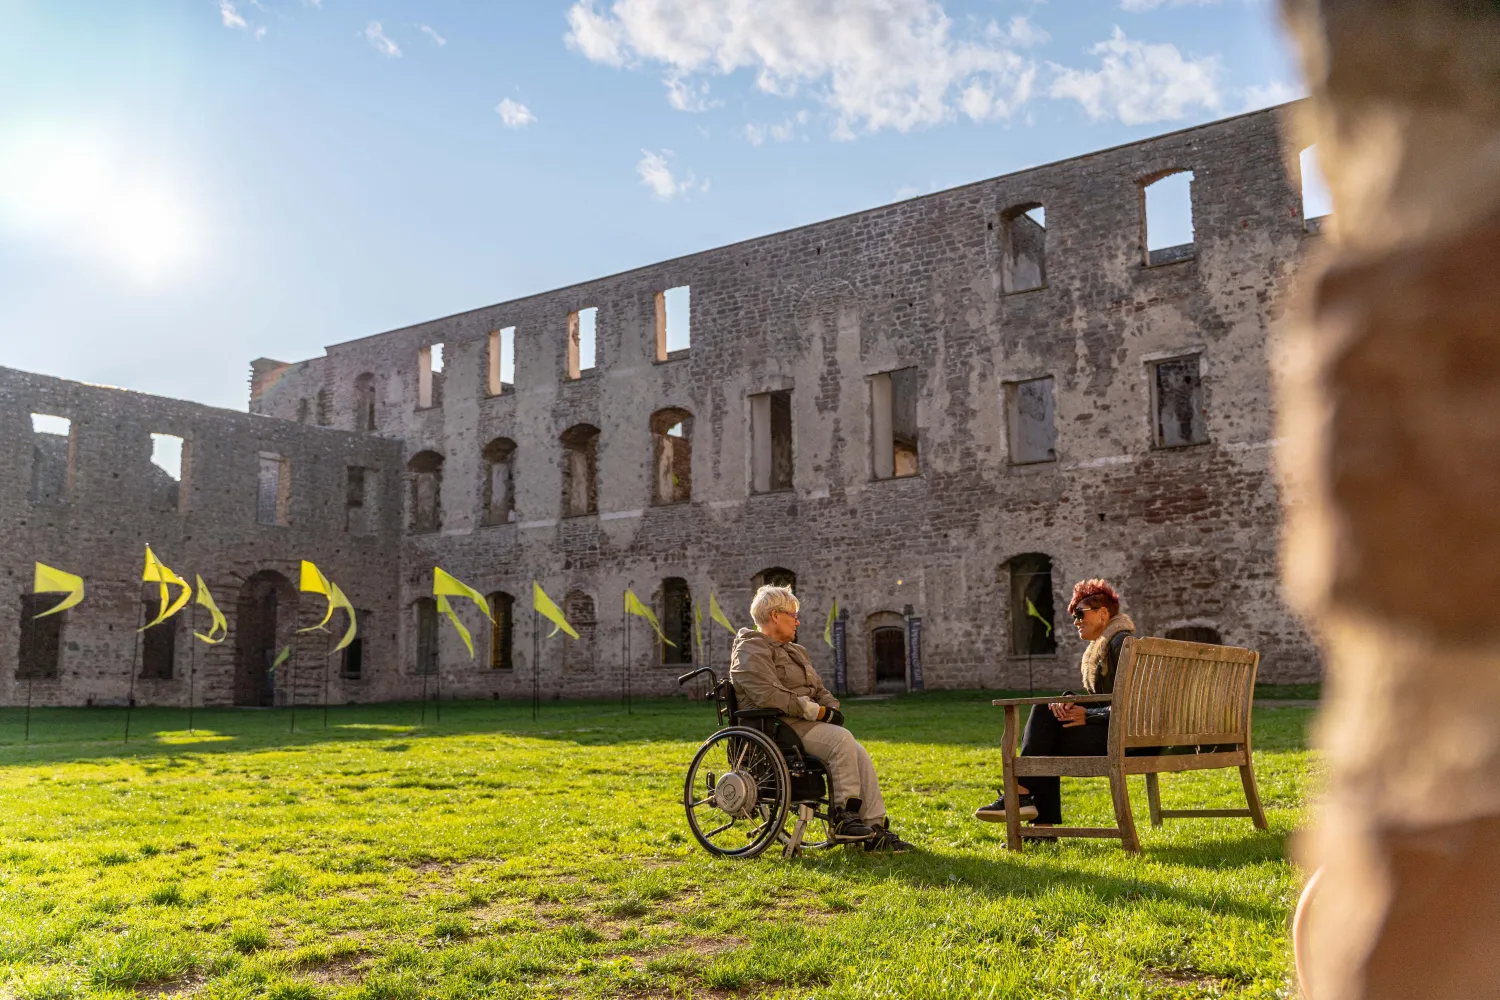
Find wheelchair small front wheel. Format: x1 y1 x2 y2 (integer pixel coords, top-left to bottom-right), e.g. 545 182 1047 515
683 727 791 858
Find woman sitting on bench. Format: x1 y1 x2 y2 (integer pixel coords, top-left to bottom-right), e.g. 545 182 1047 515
973 578 1135 826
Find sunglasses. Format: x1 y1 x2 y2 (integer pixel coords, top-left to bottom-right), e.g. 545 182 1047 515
1071 606 1098 622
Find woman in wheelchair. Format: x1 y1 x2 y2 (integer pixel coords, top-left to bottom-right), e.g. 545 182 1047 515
729 585 913 853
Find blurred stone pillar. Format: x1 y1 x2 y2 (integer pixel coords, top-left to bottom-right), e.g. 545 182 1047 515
1277 2 1500 998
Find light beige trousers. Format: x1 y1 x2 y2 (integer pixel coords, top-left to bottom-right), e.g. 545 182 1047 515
799 722 886 822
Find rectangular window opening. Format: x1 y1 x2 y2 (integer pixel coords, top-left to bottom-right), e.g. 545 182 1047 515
567 307 598 379
17 594 63 680
415 599 438 675
345 466 369 534
661 579 693 665
257 452 291 526
341 609 366 679
489 593 514 670
1300 145 1332 233
656 286 691 359
487 327 516 396
1144 170 1196 265
1001 205 1047 294
1005 377 1058 465
750 390 793 493
1151 355 1209 448
140 602 176 679
1009 555 1057 655
870 369 919 479
418 344 445 408
29 413 71 504
151 433 185 512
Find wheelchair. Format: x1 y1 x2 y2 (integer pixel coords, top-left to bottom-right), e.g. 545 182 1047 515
677 665 843 859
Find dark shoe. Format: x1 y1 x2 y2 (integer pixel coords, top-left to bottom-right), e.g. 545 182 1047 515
864 820 913 854
973 790 1037 823
829 798 875 842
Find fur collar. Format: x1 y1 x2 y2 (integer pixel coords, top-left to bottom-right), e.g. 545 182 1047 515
1081 613 1136 692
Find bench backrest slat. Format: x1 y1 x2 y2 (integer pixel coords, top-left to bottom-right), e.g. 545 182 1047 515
1113 637 1259 749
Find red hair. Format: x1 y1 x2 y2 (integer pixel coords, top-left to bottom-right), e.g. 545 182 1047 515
1067 578 1121 617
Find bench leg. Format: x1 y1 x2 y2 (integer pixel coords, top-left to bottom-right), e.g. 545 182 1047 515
1109 765 1141 853
1239 759 1269 831
1002 705 1023 852
1145 772 1163 828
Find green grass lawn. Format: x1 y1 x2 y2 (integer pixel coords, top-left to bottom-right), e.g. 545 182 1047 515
0 693 1314 999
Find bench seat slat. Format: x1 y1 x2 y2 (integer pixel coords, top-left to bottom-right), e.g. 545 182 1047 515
1019 826 1124 839
1011 756 1112 777
1124 751 1247 774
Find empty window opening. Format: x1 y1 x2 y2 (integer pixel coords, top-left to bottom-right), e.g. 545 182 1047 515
354 373 378 431
1166 625 1223 645
1300 145 1332 232
661 578 693 665
655 286 691 359
1000 204 1047 293
414 598 438 675
563 591 596 673
1152 355 1209 448
487 327 516 396
140 598 176 679
871 368 919 479
567 308 598 379
340 608 367 679
560 424 600 517
345 466 371 534
1005 377 1057 464
482 438 518 525
750 391 793 493
488 592 515 670
418 344 445 409
407 451 444 533
17 593 63 680
1143 170 1196 265
256 453 291 526
149 433 185 511
651 408 693 504
1009 553 1057 655
297 399 310 423
752 567 797 592
28 413 71 505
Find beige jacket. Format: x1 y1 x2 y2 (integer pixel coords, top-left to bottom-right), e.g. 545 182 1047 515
729 627 840 736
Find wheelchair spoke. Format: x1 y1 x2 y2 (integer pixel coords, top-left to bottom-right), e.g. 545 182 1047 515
702 818 735 838
688 796 713 809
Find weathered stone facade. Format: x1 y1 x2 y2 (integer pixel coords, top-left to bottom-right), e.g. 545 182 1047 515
1 103 1321 707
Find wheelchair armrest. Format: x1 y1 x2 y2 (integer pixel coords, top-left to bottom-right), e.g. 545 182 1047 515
734 708 784 721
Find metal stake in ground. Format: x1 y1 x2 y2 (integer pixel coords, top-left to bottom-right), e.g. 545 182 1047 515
288 625 297 735
624 603 632 715
322 627 331 729
531 607 540 721
124 591 144 744
188 602 198 735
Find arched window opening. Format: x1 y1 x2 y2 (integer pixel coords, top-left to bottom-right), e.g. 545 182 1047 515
1142 169 1196 266
482 438 517 525
488 592 515 670
1008 553 1057 655
866 611 908 693
753 567 797 592
407 451 444 534
560 425 600 517
661 577 693 665
1300 145 1332 233
413 597 438 674
563 591 596 672
354 373 377 431
1000 203 1046 293
651 408 693 504
1166 625 1223 645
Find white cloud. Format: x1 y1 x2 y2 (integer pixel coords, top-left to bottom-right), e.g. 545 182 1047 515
636 149 705 201
564 0 1038 136
254 25 267 40
1119 0 1219 10
744 109 809 146
1005 15 1051 48
1242 78 1304 110
363 21 402 58
219 0 247 30
495 98 537 129
665 74 720 112
1048 27 1220 124
421 25 447 47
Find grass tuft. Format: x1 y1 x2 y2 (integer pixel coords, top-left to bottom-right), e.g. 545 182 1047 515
227 925 270 953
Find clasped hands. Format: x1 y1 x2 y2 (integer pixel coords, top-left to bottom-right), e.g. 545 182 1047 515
797 696 845 727
1048 701 1088 728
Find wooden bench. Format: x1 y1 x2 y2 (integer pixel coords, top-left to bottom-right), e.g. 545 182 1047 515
993 635 1268 853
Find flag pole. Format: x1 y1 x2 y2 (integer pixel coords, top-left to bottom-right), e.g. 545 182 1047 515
435 639 442 724
23 606 34 743
531 607 540 722
288 623 298 735
420 655 429 726
322 628 331 729
125 590 144 744
623 597 632 716
188 602 198 735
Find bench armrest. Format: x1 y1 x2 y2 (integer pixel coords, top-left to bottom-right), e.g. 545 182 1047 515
992 694 1113 707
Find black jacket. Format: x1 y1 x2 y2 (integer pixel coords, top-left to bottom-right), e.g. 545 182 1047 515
1083 630 1130 726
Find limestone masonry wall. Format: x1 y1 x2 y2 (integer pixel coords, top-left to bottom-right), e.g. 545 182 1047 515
0 103 1321 707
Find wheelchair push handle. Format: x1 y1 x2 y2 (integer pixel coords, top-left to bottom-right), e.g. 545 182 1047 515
677 666 717 687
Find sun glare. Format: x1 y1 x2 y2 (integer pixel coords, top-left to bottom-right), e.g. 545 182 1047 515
0 126 200 285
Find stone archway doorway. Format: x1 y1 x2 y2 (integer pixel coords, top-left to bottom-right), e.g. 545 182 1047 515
235 570 294 707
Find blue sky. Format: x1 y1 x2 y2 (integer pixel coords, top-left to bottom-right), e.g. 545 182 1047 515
0 0 1304 411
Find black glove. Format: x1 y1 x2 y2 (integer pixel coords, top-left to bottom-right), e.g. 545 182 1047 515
823 708 845 727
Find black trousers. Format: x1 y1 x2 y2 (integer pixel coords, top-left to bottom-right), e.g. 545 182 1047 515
1016 706 1109 824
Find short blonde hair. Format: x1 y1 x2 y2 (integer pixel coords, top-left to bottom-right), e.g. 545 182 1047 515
750 585 799 627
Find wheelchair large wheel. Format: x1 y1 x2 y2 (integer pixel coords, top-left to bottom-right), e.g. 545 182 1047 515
683 726 790 858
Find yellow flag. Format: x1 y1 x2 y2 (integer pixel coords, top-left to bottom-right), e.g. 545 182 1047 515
269 645 290 674
824 598 839 648
329 582 358 653
32 563 84 618
436 594 473 658
693 598 704 658
625 589 674 647
432 568 489 659
193 576 228 644
140 545 191 631
532 582 579 640
708 591 736 634
298 560 336 631
1026 597 1052 638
